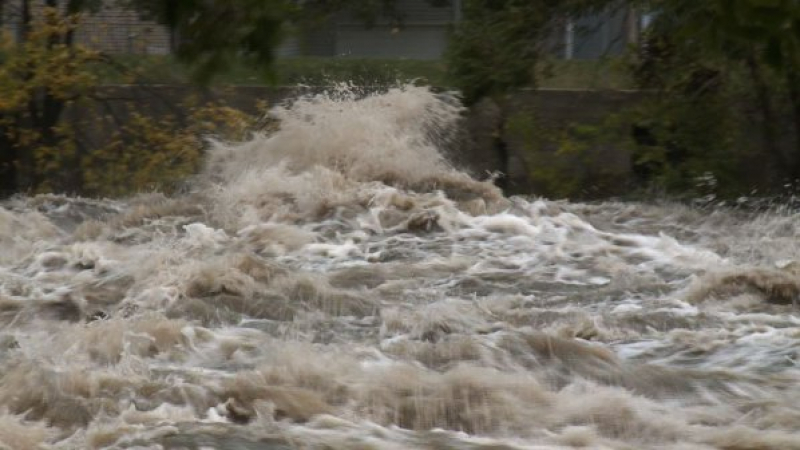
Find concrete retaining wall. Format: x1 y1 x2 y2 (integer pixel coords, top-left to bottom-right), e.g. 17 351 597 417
65 85 647 198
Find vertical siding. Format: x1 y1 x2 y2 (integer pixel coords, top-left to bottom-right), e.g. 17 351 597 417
335 0 455 59
335 25 448 59
338 0 456 25
300 23 337 57
276 36 301 58
571 8 630 59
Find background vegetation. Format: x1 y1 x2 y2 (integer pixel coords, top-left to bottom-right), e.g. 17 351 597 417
0 0 797 200
446 0 799 199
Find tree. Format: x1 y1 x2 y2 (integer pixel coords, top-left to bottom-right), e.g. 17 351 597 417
0 0 428 196
446 0 798 196
123 0 290 84
125 0 415 84
0 1 262 196
0 2 101 194
445 0 618 105
631 0 800 190
444 0 618 192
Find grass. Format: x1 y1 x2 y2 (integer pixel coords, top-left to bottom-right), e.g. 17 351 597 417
91 55 632 90
537 58 633 90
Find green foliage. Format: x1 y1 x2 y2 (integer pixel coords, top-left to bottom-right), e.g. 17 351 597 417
537 58 632 90
124 0 290 84
123 0 445 84
444 0 798 198
626 0 800 195
627 97 746 197
445 0 615 103
505 109 634 199
445 0 552 103
633 0 798 91
645 0 799 73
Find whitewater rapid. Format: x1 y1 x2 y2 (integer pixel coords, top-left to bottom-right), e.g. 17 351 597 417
1 86 799 449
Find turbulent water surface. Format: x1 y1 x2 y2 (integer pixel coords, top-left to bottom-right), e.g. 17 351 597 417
1 86 800 449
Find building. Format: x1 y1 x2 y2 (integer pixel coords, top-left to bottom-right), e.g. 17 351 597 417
283 0 462 59
561 6 642 60
283 0 641 60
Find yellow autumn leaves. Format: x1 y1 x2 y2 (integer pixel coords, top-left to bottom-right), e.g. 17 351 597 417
0 8 256 197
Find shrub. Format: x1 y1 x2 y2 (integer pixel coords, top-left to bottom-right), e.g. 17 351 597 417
79 100 256 197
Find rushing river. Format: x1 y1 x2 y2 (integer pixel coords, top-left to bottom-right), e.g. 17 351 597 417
1 86 799 450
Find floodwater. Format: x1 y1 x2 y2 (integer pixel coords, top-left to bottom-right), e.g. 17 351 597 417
1 86 799 450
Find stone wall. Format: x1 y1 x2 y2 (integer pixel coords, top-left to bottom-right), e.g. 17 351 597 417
64 85 646 199
503 89 647 198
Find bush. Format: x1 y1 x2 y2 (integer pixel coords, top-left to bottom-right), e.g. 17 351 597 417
79 99 256 197
505 108 634 199
622 0 799 197
0 8 101 194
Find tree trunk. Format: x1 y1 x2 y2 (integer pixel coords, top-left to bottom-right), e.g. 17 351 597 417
0 122 18 197
20 0 31 39
12 0 72 192
787 69 800 182
746 56 787 179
